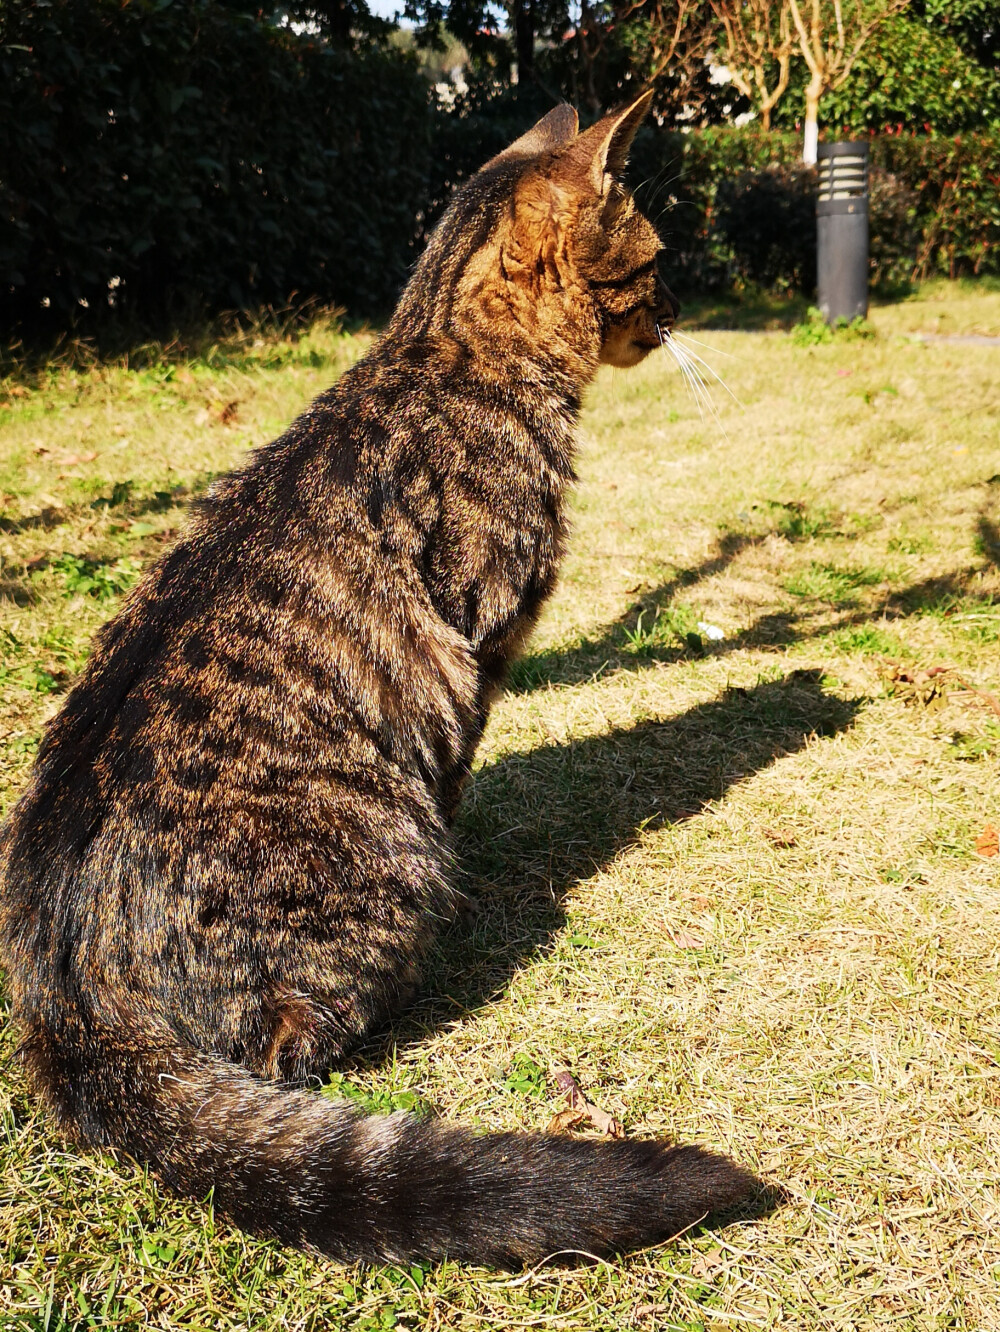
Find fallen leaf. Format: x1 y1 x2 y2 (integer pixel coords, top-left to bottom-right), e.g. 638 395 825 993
764 827 797 848
975 824 999 858
670 929 704 949
551 1068 624 1138
57 451 98 467
218 399 240 426
33 443 50 455
880 661 954 709
546 1107 586 1134
632 1304 670 1324
836 369 853 378
691 1245 725 1279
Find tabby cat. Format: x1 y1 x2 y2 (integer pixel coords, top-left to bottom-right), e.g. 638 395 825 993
0 94 757 1265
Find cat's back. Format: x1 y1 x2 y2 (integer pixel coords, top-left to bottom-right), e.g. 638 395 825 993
0 324 571 932
0 351 483 881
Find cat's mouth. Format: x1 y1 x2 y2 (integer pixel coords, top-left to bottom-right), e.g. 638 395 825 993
633 310 676 352
655 282 680 335
602 286 680 366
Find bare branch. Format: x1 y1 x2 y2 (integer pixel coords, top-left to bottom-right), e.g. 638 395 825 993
711 0 797 126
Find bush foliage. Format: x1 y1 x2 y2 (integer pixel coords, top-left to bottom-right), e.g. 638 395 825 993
0 0 434 337
1 1 997 342
629 127 1000 297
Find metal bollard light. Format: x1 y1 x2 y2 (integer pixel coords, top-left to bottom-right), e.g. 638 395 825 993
816 141 870 324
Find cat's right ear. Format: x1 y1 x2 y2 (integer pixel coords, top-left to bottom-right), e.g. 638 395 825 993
487 104 580 167
558 91 653 194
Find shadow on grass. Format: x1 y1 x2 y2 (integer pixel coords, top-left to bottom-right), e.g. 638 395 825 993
0 485 188 538
508 499 1000 697
366 670 860 1060
976 477 1000 568
0 490 191 609
506 530 766 693
677 292 811 332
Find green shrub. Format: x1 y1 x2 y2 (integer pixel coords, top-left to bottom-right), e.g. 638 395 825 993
629 126 809 294
789 307 876 345
2 2 997 345
628 125 1000 296
0 0 435 339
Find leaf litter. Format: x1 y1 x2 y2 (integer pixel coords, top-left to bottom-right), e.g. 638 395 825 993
881 661 1000 717
547 1068 625 1139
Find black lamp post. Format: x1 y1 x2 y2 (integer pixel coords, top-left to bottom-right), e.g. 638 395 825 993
816 142 870 323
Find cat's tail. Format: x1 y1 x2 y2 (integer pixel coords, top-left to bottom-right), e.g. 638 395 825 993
24 1010 759 1266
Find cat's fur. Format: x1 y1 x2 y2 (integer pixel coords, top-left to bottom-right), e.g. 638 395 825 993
0 95 757 1265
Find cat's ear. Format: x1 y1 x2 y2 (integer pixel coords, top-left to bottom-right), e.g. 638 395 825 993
489 104 580 166
560 90 653 193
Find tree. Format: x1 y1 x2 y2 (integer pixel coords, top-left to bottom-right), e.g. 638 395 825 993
786 0 912 162
406 0 730 121
917 0 1000 69
568 0 716 112
812 8 1000 133
709 0 796 130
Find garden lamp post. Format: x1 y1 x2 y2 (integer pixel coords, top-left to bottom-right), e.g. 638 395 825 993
816 141 869 324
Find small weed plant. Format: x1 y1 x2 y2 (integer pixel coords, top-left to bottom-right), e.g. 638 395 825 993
45 553 142 601
789 305 876 345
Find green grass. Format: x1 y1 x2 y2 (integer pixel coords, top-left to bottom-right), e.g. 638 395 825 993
2 284 1000 1330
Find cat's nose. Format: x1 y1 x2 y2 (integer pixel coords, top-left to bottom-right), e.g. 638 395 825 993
654 275 679 331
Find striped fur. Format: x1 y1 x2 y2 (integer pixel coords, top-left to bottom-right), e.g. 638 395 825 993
0 95 756 1265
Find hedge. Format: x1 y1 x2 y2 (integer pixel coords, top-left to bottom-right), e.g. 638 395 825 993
1 2 997 344
0 0 435 338
628 126 1000 297
870 132 1000 280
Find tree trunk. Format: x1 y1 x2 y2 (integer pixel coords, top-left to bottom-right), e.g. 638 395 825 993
322 0 352 45
513 0 534 79
577 0 601 113
803 79 821 165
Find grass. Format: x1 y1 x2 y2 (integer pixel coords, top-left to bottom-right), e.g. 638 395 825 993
1 283 999 1330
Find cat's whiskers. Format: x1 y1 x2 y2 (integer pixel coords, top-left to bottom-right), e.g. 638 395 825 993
671 328 734 359
676 346 719 425
669 332 742 406
659 329 707 420
657 327 731 439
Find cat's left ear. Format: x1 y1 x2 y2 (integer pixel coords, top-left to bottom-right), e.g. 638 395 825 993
489 104 580 167
561 90 654 193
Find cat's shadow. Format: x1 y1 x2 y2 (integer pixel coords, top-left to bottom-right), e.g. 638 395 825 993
355 668 861 1066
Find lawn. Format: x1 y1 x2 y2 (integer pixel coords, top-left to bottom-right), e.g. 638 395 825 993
1 281 999 1331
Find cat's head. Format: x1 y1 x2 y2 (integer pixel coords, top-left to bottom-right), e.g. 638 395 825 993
398 93 677 375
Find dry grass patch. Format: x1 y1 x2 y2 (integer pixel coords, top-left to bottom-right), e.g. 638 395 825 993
1 287 999 1330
